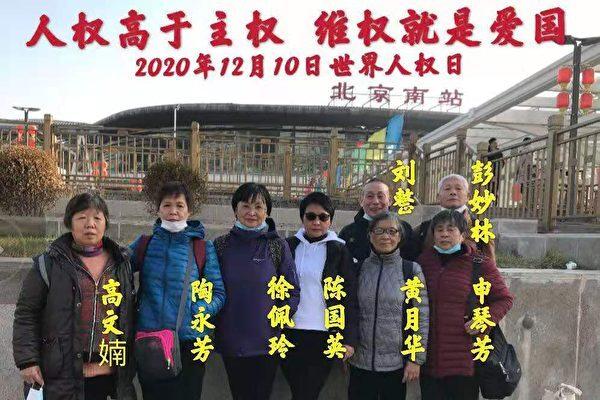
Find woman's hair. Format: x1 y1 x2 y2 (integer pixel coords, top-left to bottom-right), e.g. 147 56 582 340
430 210 468 234
368 212 406 243
231 182 272 215
64 192 110 229
155 181 192 212
299 192 334 221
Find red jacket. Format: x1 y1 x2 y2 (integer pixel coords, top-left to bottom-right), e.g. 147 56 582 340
417 244 514 378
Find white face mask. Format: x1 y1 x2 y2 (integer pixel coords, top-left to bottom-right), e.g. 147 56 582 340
161 220 188 233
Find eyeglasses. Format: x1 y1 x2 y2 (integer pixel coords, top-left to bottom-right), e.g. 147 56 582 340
305 212 331 222
372 227 400 236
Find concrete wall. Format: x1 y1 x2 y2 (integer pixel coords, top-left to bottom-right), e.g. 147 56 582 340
0 263 598 399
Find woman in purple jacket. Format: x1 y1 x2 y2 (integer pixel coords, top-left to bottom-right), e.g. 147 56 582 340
213 182 300 400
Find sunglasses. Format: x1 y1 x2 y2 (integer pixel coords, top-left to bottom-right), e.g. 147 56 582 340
372 227 400 236
305 212 331 222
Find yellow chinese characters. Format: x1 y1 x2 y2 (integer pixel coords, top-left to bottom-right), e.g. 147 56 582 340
401 276 424 304
102 279 123 307
323 276 346 301
266 275 296 356
267 275 295 300
473 277 491 305
471 335 494 362
268 334 295 359
191 278 214 304
323 276 347 358
191 336 215 362
323 332 346 359
190 277 215 363
471 218 496 244
99 339 127 367
401 275 424 362
404 307 419 331
191 306 216 333
401 334 425 362
392 159 416 185
267 305 295 329
471 277 495 362
468 189 496 215
393 188 416 215
99 279 126 367
470 307 496 334
325 304 345 330
471 161 493 186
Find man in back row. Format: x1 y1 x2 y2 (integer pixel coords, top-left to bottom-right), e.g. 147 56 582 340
340 175 495 263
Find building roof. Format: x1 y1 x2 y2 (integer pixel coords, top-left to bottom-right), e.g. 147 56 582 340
96 103 459 133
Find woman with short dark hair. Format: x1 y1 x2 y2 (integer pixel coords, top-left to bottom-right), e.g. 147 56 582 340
13 192 137 400
282 192 358 400
418 210 513 400
130 181 226 400
348 212 428 400
214 182 300 400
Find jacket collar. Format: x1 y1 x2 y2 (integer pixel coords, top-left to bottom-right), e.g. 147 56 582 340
230 217 279 240
48 232 128 264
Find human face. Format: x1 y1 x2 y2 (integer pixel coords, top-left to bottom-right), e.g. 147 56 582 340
490 141 498 151
433 222 465 250
158 194 190 222
369 219 401 254
437 178 469 209
235 196 268 228
71 208 106 247
302 203 331 238
360 182 391 217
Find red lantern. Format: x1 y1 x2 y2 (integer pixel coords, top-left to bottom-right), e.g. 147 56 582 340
15 125 24 143
581 67 595 89
580 92 594 110
556 91 570 110
557 66 573 89
26 125 37 148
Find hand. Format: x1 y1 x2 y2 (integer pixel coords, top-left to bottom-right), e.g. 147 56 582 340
403 361 420 383
20 365 44 387
342 345 355 362
464 319 481 336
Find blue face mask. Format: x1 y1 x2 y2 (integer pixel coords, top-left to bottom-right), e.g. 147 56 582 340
235 220 268 232
434 243 462 254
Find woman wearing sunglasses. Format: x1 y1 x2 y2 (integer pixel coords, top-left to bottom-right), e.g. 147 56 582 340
283 192 358 399
348 212 429 400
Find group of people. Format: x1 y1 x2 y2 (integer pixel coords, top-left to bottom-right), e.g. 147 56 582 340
13 174 514 400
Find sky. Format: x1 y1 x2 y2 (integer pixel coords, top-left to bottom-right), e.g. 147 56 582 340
2 0 599 124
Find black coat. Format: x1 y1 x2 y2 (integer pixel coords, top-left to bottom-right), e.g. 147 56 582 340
13 234 137 400
339 209 417 262
285 236 359 348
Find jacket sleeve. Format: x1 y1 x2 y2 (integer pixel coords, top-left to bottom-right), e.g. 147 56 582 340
200 240 226 318
340 246 359 348
412 261 429 366
128 235 143 272
13 260 48 369
280 239 301 316
482 258 514 324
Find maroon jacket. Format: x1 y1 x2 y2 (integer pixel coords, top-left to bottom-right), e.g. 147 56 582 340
417 244 514 378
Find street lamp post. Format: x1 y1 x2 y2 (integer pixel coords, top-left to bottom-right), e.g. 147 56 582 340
562 35 600 215
173 104 180 138
12 105 40 128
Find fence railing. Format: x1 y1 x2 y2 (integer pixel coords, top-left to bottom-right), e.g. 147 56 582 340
480 114 599 230
2 114 598 230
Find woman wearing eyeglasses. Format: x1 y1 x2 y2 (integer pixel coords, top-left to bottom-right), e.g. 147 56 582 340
283 192 358 400
348 212 429 400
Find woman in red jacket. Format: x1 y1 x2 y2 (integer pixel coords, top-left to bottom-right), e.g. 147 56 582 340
417 210 514 400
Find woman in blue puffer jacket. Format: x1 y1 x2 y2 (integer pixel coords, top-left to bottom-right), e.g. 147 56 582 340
129 181 226 400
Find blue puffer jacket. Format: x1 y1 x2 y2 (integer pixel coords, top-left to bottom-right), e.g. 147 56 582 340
129 219 226 341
